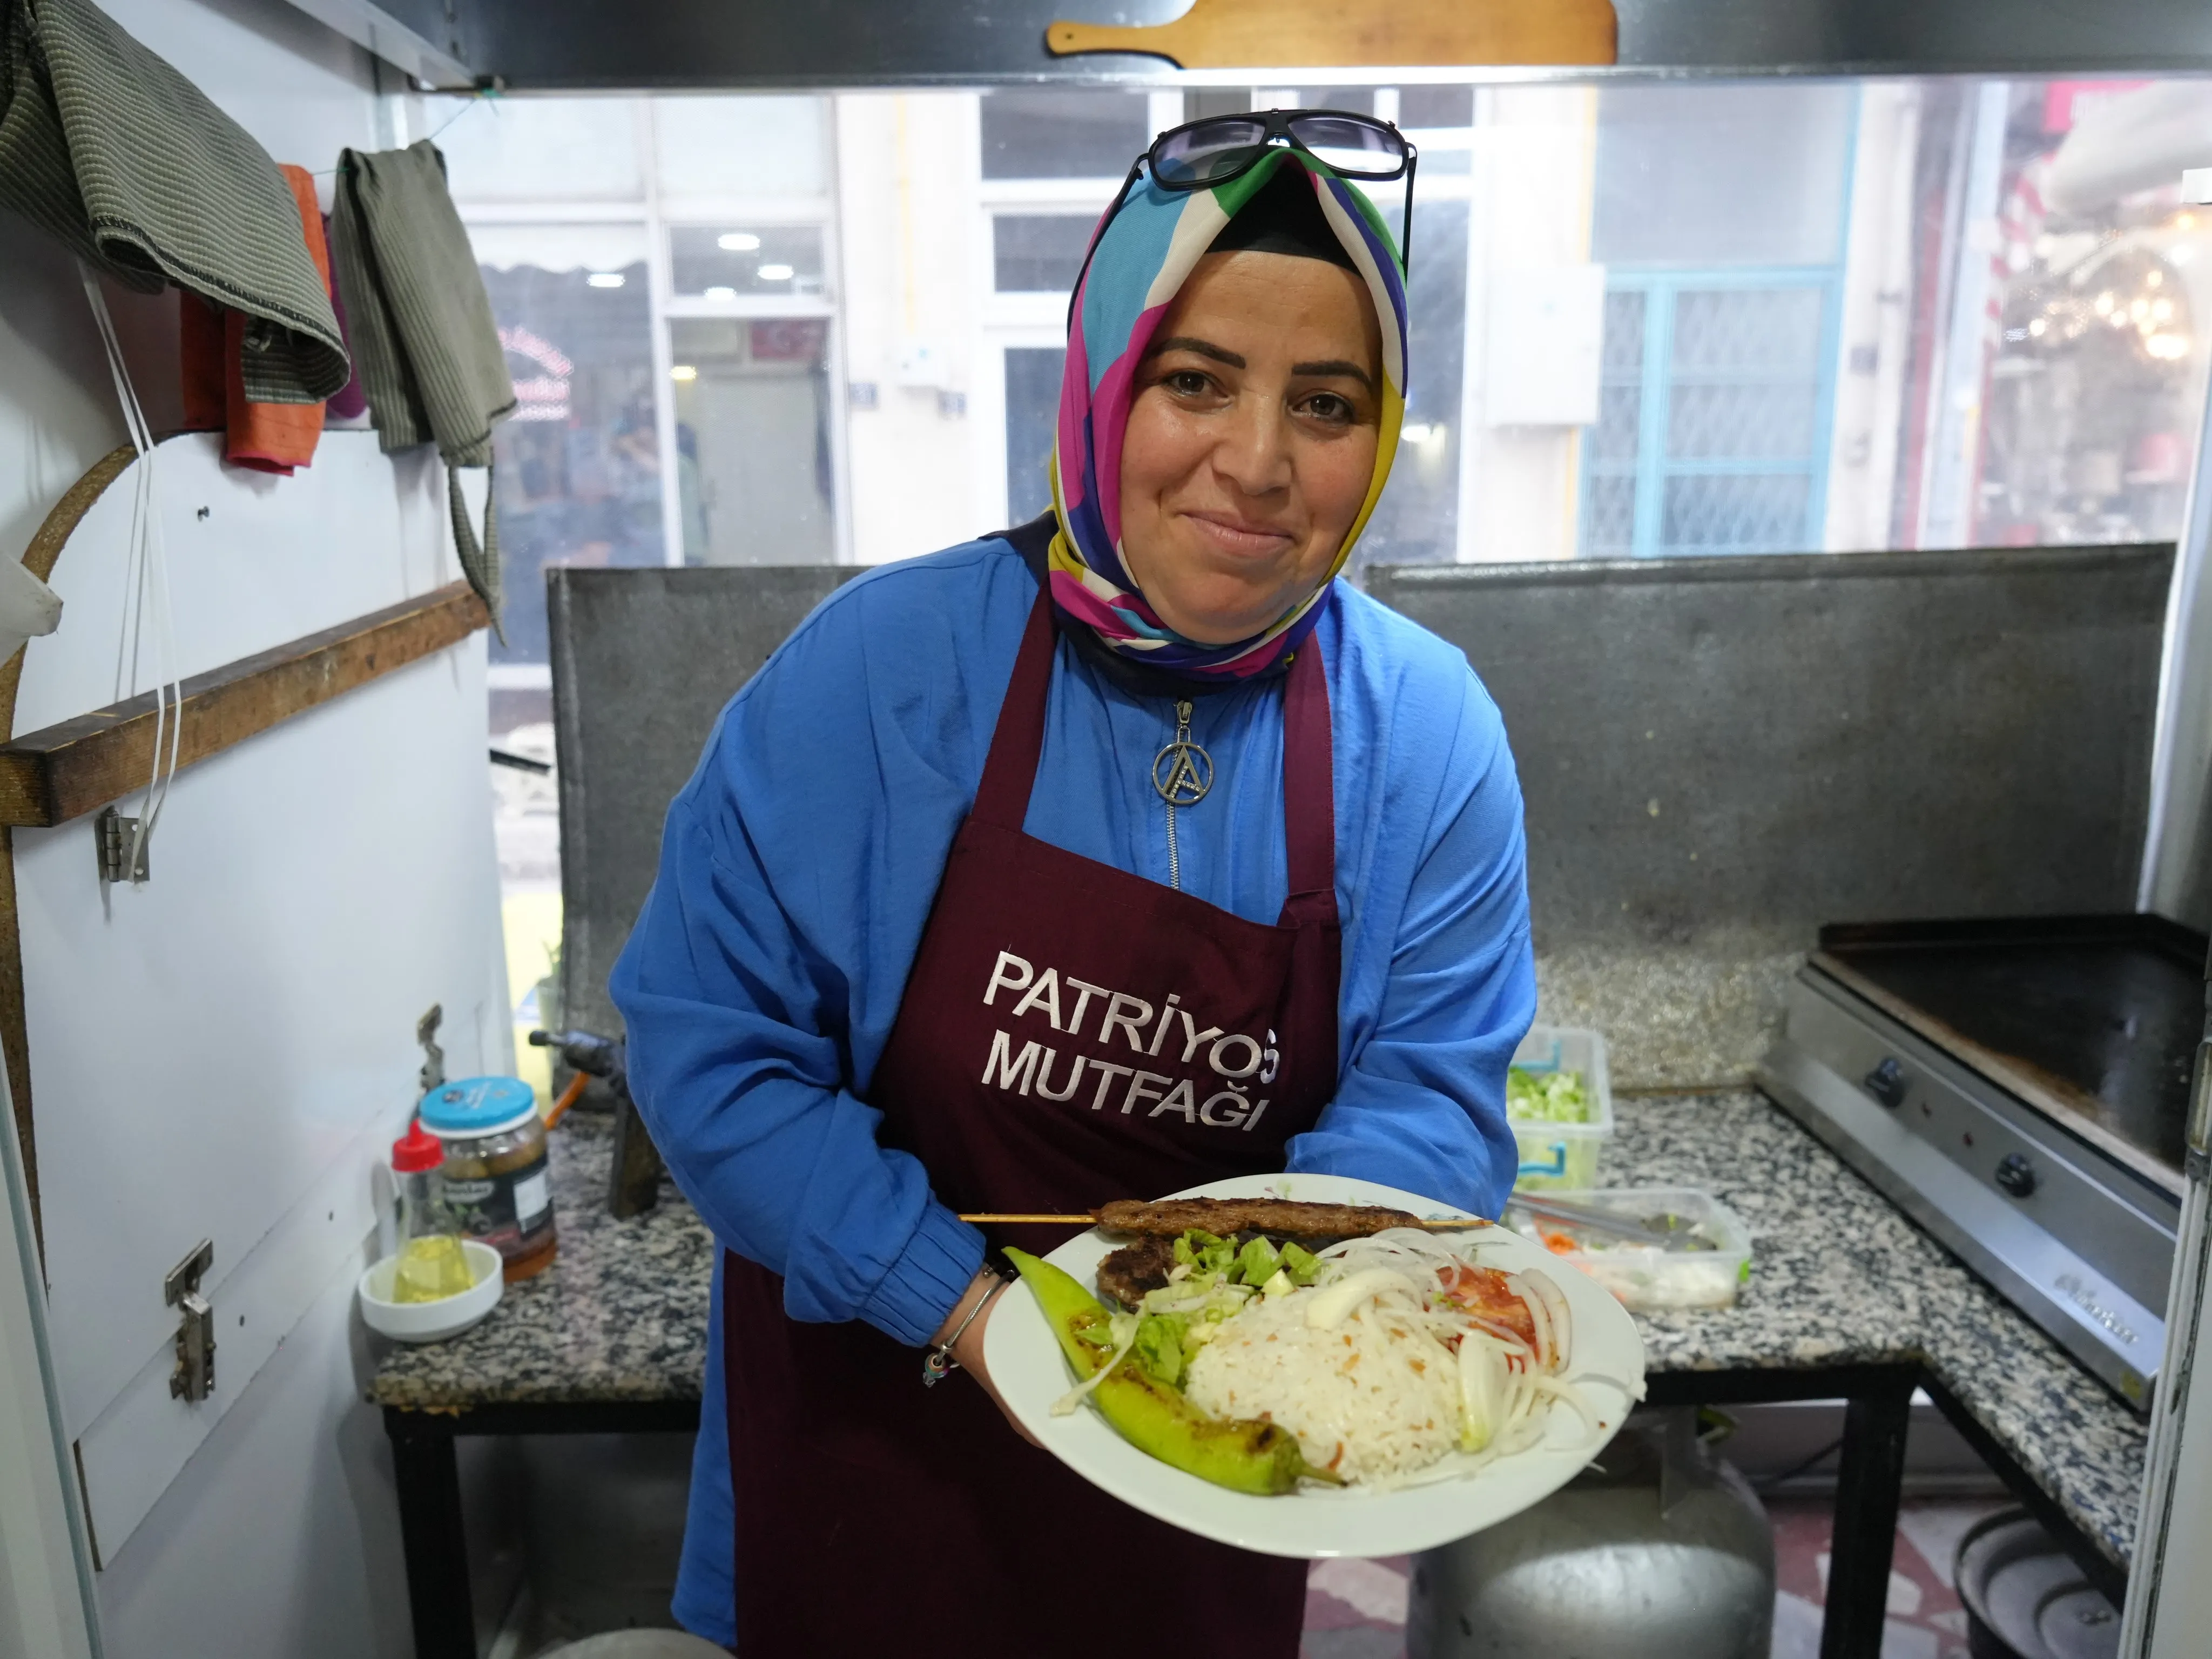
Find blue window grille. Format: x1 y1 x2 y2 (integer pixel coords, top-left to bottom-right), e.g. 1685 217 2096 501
1582 271 1844 558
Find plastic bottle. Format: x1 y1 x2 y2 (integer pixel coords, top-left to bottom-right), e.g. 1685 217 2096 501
389 1120 476 1303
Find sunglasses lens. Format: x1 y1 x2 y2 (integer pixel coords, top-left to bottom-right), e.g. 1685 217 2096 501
1151 118 1270 187
1286 114 1405 178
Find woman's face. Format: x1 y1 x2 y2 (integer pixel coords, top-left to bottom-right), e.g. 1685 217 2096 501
1117 249 1384 645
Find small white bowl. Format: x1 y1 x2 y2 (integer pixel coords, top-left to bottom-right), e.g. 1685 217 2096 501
358 1240 504 1342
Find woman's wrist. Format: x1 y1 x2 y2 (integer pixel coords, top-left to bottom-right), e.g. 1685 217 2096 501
928 1265 1003 1349
922 1264 1007 1386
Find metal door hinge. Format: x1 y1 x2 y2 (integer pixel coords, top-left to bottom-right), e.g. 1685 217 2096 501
95 807 149 884
165 1239 215 1404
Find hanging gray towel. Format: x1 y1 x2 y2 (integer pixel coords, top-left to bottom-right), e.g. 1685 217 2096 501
329 139 516 635
0 0 346 402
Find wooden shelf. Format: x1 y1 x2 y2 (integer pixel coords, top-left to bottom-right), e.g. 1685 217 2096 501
0 581 489 829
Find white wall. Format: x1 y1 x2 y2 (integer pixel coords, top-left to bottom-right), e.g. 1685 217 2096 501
1459 86 1600 564
838 92 986 562
0 2 505 1654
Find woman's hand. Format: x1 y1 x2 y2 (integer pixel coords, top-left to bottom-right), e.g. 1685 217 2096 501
933 1270 1041 1447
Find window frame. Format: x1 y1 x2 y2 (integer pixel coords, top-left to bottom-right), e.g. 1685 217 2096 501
1585 267 1848 557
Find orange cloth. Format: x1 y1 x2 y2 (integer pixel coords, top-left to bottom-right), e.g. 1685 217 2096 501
177 164 331 474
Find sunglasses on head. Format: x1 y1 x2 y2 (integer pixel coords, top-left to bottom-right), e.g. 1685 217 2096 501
1068 108 1419 328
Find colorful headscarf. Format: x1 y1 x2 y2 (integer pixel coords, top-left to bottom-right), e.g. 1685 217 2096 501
1048 150 1408 682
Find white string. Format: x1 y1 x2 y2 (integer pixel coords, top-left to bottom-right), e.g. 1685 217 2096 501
78 268 183 880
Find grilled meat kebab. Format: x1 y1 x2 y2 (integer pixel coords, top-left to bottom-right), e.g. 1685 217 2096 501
1090 1198 1428 1309
1092 1197 1422 1240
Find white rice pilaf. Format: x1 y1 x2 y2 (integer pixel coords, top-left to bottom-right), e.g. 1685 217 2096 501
1182 1292 1461 1483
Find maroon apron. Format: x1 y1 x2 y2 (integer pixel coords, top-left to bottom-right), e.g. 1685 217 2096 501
722 590 1341 1657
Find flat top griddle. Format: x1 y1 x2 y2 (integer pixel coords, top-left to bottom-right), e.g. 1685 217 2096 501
1812 915 2206 1180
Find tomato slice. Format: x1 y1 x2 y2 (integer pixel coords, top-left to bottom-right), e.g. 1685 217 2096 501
1437 1264 1539 1348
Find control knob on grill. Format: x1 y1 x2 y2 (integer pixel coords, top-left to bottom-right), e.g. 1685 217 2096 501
1862 1057 1907 1108
1995 1152 2038 1198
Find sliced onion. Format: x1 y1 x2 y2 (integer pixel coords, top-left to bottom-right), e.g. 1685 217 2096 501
1505 1272 1554 1373
1521 1271 1574 1374
1050 1330 1135 1416
1303 1267 1427 1330
1527 1373 1606 1444
1456 1328 1506 1452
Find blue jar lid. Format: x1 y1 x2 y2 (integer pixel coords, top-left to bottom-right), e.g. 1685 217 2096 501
419 1075 539 1139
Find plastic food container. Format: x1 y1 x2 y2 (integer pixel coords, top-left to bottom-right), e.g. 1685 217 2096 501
419 1076 557 1283
1507 1024 1613 1191
1506 1186 1751 1312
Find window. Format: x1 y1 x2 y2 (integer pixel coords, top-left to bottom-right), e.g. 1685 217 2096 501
1003 347 1062 523
435 97 644 201
981 90 1151 180
473 231 663 666
1593 84 1856 268
669 225 828 298
671 318 837 564
1354 199 1469 568
1582 84 1853 555
1586 278 1837 555
652 97 830 198
993 216 1094 294
1400 86 1475 130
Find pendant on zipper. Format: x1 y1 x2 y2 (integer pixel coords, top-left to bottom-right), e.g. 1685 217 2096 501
1152 700 1213 806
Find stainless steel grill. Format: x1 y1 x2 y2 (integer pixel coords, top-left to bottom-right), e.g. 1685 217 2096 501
1758 915 2201 1412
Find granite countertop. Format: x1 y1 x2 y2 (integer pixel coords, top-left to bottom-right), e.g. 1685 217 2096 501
371 1093 2143 1568
370 1115 713 1410
1610 1090 2143 1570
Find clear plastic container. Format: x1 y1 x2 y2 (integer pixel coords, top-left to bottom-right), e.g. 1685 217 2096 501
1506 1186 1751 1312
1507 1024 1614 1191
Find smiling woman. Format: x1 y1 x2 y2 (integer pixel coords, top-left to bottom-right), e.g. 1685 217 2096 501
611 116 1531 1659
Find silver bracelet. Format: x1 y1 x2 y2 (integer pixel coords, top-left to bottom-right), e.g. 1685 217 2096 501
922 1268 1007 1387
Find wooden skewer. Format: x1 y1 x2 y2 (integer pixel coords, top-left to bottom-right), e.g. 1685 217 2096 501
956 1212 1493 1228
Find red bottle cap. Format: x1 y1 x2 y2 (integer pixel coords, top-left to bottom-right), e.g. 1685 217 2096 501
390 1120 445 1174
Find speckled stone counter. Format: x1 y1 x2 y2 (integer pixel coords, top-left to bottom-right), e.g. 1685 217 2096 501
372 1092 2143 1569
1608 1090 2143 1570
370 1115 712 1410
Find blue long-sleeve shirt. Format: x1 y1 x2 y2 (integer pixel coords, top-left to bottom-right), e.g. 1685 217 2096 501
610 535 1535 1642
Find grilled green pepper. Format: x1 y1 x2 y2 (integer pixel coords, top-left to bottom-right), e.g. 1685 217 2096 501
1004 1247 1338 1496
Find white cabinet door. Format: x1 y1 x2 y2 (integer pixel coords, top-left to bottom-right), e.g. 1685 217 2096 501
14 433 506 1560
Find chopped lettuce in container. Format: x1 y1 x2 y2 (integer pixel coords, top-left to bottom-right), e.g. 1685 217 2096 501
1507 1066 1589 1123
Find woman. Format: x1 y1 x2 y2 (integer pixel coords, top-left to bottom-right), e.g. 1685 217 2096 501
612 117 1536 1657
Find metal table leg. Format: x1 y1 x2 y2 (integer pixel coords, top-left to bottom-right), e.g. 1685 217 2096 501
1819 1376 1915 1659
386 1411 476 1659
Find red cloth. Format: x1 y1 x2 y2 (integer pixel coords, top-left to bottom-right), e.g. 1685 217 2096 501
720 592 1341 1657
177 164 331 474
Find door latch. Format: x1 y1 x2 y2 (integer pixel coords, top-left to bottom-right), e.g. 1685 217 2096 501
165 1239 215 1404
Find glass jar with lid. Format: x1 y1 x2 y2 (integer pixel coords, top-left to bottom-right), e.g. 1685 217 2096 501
419 1076 557 1282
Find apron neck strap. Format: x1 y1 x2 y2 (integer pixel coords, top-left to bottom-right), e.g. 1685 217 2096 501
1280 642 1335 905
970 592 1060 831
972 591 1337 907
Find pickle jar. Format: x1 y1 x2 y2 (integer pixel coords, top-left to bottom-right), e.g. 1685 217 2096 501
418 1076 557 1282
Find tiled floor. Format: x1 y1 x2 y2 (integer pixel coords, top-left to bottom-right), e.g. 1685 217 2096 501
1297 1499 2006 1658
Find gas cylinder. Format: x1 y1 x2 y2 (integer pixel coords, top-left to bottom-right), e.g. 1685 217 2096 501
1407 1408 1776 1658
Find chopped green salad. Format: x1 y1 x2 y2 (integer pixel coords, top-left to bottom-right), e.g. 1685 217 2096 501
1506 1067 1591 1123
1100 1230 1326 1389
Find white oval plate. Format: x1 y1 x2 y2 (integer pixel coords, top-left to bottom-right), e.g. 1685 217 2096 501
982 1172 1645 1559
